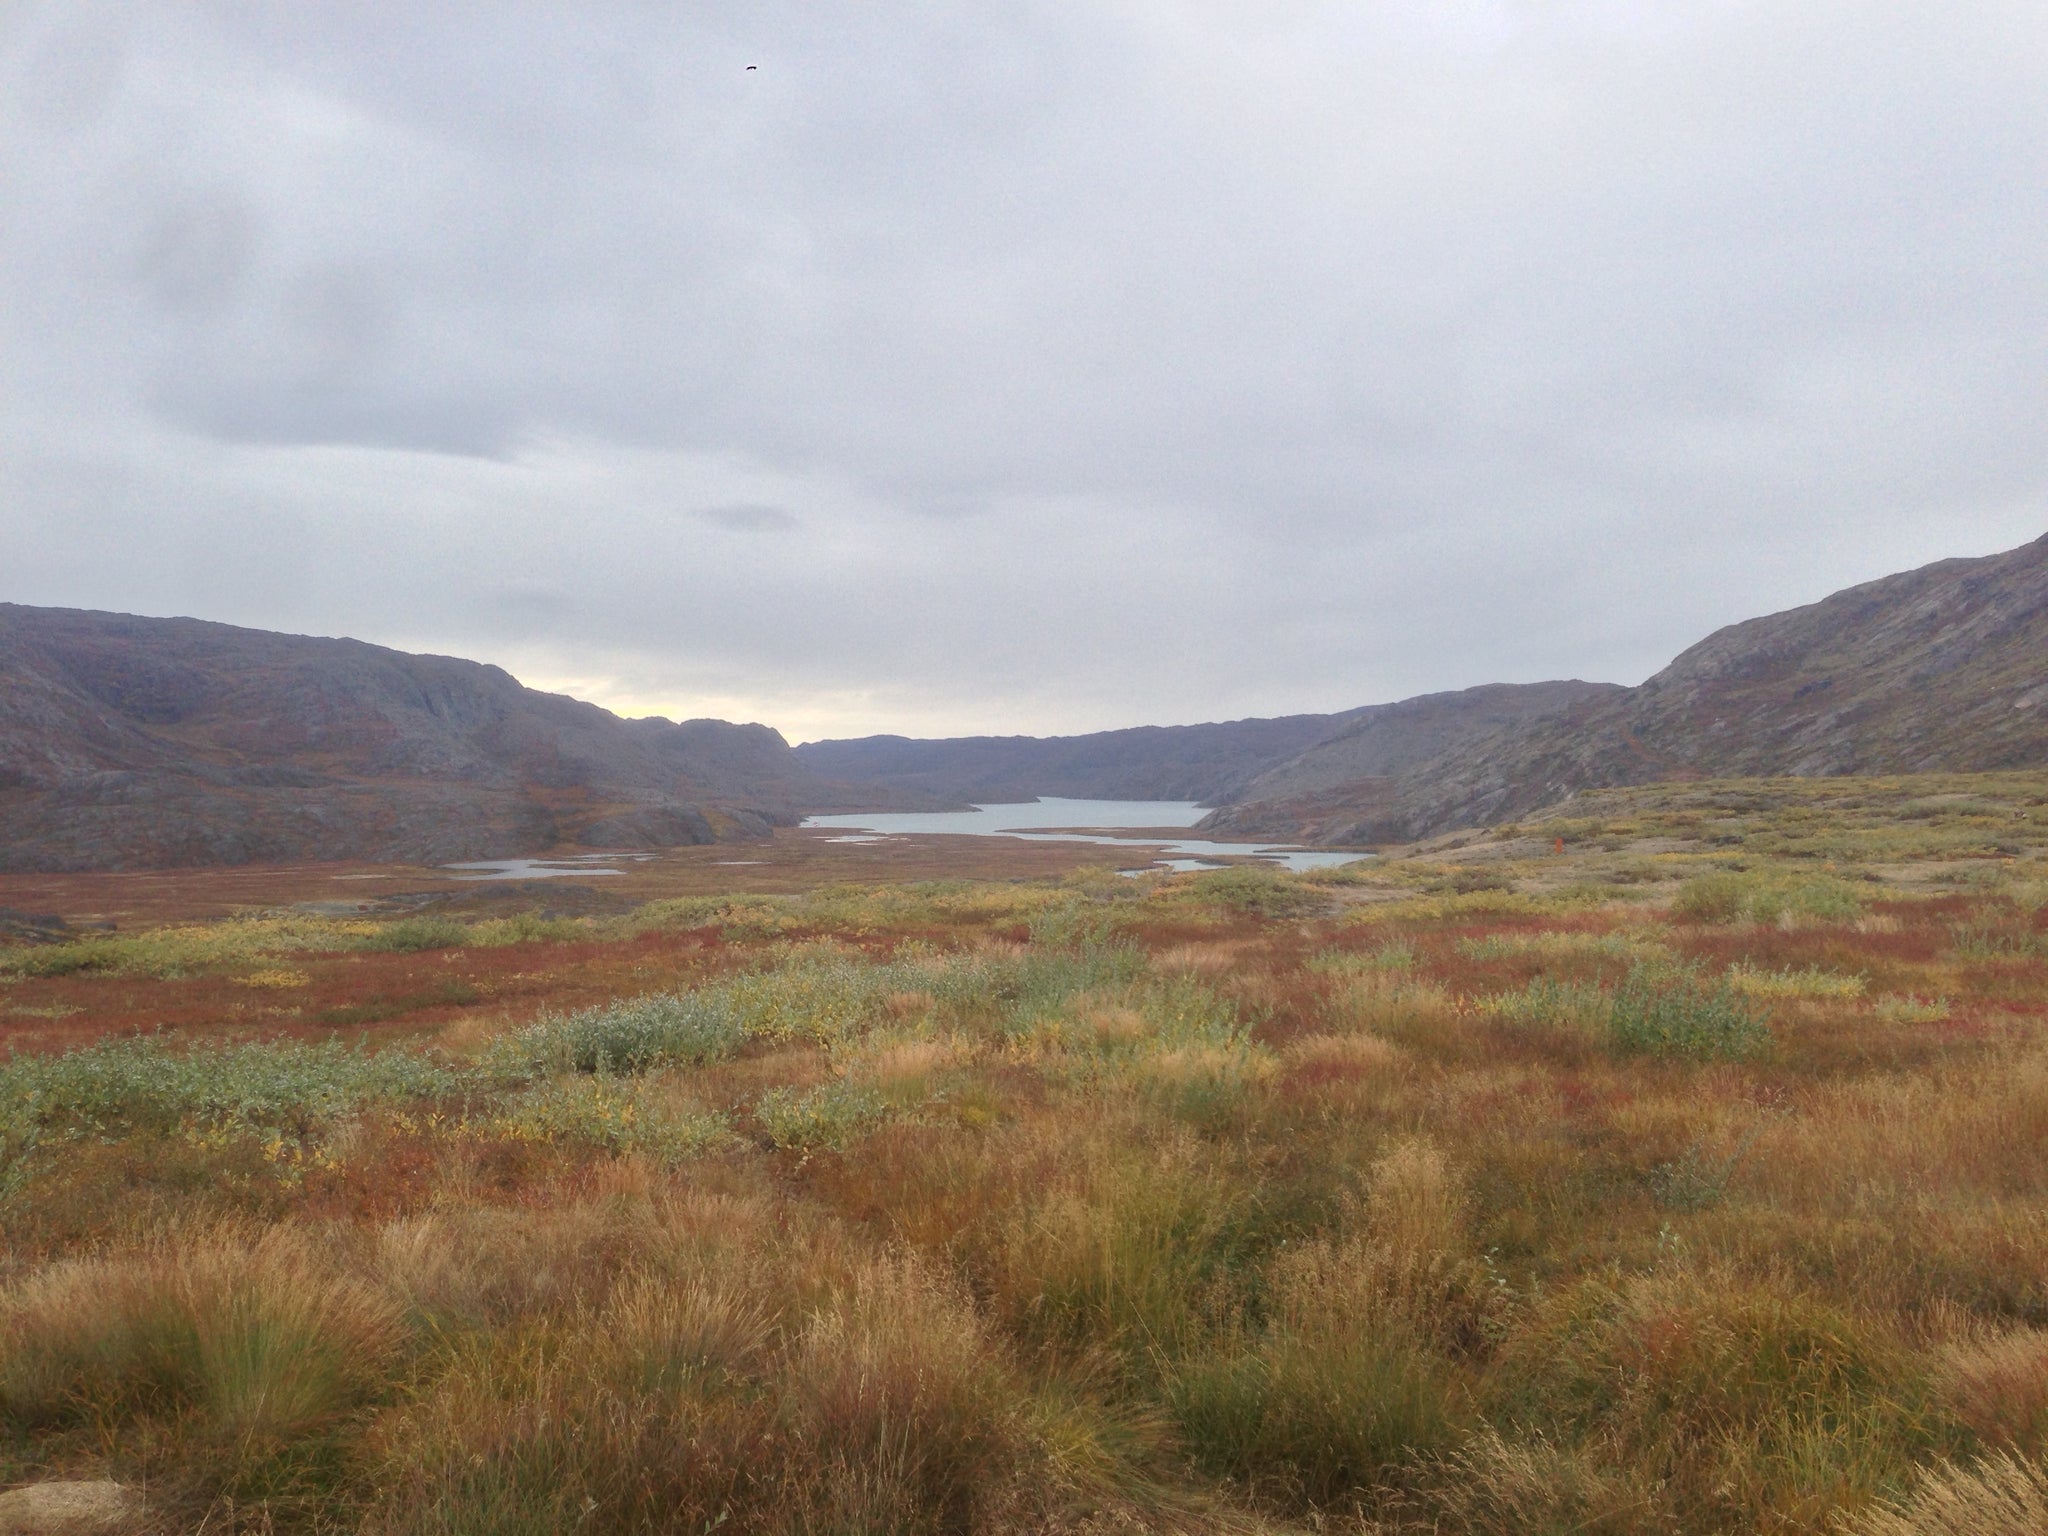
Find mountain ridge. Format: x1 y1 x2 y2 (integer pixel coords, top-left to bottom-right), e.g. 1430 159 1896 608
795 680 1621 812
793 710 1369 807
1204 532 2048 844
0 605 840 872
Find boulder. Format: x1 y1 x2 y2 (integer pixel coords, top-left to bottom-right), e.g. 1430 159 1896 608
0 1481 142 1535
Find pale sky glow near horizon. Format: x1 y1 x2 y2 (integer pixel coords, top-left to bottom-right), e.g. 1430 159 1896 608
4 4 2046 745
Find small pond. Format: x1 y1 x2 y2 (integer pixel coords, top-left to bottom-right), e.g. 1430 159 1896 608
800 798 1368 874
446 853 656 881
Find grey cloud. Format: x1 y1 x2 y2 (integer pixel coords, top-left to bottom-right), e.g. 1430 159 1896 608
699 505 801 533
2 2 2045 740
130 187 256 315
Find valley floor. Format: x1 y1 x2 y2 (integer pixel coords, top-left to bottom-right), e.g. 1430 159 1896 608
3 772 2048 1534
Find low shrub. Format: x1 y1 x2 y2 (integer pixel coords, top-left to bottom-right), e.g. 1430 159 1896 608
721 949 897 1041
1672 873 1748 925
1308 942 1416 974
359 917 471 953
1426 866 1515 895
1876 994 1952 1024
1025 900 1128 950
490 1077 732 1163
1948 912 2048 960
0 916 357 979
1609 963 1770 1060
1672 871 1867 927
1458 930 1658 964
494 947 916 1080
1184 866 1331 918
755 1080 888 1151
1472 976 1612 1050
1727 962 1868 999
1 1034 466 1138
997 942 1147 1033
487 991 751 1077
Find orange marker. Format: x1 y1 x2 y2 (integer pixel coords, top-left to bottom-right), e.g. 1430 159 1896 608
1554 836 1565 854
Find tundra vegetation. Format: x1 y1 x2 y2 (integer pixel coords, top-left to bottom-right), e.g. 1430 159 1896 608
2 771 2048 1534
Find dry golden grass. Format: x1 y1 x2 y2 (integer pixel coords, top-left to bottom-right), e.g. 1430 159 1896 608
1844 1452 2048 1536
1283 1030 1407 1076
1936 1327 2048 1451
1364 1139 1466 1261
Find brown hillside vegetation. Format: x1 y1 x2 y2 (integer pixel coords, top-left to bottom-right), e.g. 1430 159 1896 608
2 773 2047 1533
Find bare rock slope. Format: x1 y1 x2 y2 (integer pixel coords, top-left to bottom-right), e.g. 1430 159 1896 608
0 606 829 872
1207 532 2048 844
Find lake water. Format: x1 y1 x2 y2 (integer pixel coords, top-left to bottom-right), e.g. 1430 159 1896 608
801 798 1367 874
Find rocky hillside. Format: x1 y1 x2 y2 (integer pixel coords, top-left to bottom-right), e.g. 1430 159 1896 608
1220 682 1623 806
1206 532 2048 844
0 606 832 872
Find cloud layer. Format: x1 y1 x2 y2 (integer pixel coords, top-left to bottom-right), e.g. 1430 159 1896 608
5 2 2045 740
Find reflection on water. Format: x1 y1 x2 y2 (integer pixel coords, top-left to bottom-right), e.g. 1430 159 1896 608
801 798 1368 874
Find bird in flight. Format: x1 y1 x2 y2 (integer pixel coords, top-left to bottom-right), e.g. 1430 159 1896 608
746 64 756 70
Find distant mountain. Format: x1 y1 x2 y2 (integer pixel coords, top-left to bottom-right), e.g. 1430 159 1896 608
795 712 1368 806
796 681 1616 811
1205 532 2048 844
0 606 837 872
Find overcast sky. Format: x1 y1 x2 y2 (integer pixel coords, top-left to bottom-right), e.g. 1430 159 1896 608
4 3 2045 742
